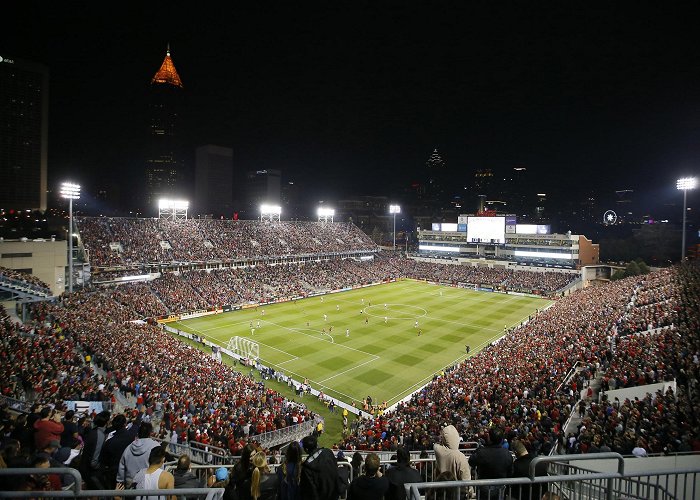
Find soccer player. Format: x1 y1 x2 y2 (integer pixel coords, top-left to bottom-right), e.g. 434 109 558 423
324 314 328 322
251 328 255 336
361 298 364 304
418 329 422 336
261 309 265 316
346 328 349 337
336 304 340 311
414 320 418 328
466 345 471 354
257 320 261 328
384 316 388 324
365 317 368 324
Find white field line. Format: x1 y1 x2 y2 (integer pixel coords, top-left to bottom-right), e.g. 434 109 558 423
317 357 379 384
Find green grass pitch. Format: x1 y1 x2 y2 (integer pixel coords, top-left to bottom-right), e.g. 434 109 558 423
171 280 551 407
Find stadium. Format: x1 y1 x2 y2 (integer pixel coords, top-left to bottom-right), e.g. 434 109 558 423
1 212 698 500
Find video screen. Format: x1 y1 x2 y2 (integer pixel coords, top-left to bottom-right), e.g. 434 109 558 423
467 216 505 244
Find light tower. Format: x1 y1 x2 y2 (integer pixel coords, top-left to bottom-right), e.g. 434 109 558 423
677 177 697 260
389 204 401 251
317 207 335 223
158 199 189 220
60 182 80 293
260 204 281 222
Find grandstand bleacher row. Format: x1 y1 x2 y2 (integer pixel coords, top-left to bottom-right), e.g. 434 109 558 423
0 220 698 497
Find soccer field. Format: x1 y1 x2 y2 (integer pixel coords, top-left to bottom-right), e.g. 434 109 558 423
171 280 551 408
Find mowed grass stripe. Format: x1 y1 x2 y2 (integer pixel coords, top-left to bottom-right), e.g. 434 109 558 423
171 280 550 406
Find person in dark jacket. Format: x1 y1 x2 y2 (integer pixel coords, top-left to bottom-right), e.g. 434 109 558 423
173 454 206 492
78 410 111 490
278 441 302 500
100 412 141 488
468 427 513 500
385 446 421 500
347 453 389 500
299 435 338 500
228 444 255 500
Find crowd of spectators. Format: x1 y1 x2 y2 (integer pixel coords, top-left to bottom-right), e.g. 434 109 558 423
0 266 52 295
2 217 698 496
338 262 700 462
93 256 575 319
77 217 377 267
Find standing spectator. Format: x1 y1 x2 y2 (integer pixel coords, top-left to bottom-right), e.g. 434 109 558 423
469 427 513 500
79 410 110 490
132 446 175 499
300 434 338 500
385 446 422 500
433 424 471 498
34 408 64 451
511 439 546 500
250 451 279 500
117 422 162 488
347 453 389 500
278 441 302 500
101 413 141 488
229 444 255 500
60 410 81 449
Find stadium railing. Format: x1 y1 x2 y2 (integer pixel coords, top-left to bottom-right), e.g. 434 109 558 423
0 393 34 414
252 418 320 449
0 468 224 499
152 436 237 465
403 453 699 500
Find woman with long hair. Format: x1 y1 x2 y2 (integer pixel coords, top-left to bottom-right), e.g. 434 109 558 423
228 444 256 500
277 442 302 500
250 451 279 500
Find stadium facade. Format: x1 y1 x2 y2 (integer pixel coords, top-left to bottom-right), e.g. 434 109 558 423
418 216 599 269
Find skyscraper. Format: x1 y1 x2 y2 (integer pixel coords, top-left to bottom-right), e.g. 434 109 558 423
145 45 184 211
195 145 233 216
0 54 48 211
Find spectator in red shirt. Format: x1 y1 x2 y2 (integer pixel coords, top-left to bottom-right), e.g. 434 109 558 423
34 407 64 451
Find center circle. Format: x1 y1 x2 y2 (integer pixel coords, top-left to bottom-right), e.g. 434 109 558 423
363 304 427 320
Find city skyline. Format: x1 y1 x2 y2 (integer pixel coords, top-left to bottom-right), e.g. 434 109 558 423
2 3 699 219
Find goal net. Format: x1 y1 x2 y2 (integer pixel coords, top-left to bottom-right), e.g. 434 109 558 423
226 336 260 361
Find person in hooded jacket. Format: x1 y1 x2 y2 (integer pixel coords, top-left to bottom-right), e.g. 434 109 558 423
116 422 163 488
434 425 472 499
299 435 338 500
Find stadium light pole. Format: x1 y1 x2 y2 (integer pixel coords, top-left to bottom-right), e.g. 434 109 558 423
677 177 697 260
389 204 401 251
60 182 80 293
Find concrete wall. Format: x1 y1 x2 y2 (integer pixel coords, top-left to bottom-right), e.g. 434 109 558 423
0 239 67 295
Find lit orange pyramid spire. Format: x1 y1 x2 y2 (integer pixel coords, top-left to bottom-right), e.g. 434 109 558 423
151 43 183 88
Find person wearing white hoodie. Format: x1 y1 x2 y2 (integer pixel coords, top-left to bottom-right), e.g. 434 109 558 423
433 425 472 498
116 422 163 488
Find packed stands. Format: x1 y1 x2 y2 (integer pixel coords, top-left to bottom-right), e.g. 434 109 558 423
0 266 52 296
77 218 378 266
339 262 700 459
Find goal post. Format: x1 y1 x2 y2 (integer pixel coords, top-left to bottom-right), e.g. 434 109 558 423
226 336 260 360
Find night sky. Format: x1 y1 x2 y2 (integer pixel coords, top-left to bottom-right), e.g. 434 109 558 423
5 2 700 213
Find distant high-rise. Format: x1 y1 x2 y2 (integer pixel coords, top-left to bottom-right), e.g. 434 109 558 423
0 54 48 211
195 145 233 216
245 169 281 215
145 45 184 211
425 148 447 203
